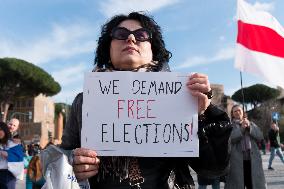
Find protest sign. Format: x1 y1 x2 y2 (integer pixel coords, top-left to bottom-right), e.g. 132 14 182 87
82 72 198 157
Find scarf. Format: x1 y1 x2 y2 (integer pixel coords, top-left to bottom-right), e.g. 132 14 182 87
94 61 161 182
233 119 251 159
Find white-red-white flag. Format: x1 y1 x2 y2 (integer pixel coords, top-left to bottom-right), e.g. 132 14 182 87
235 0 284 88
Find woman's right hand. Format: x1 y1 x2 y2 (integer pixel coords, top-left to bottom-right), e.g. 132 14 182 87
241 117 250 129
73 148 100 181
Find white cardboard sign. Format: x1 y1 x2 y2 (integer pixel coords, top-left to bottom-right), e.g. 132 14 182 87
82 72 199 157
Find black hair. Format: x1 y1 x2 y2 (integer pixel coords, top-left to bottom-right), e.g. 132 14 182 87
0 122 11 144
94 12 171 69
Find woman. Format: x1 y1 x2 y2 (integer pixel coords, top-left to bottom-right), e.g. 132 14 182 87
0 122 24 189
225 105 266 189
26 155 45 189
61 12 232 189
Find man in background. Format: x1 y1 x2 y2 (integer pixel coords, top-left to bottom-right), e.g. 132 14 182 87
8 118 21 143
268 121 284 170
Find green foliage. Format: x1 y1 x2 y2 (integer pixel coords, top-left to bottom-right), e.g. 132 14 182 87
232 84 280 108
0 57 61 102
55 103 71 126
55 103 64 116
55 103 71 116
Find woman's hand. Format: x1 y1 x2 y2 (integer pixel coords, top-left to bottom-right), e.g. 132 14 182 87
187 73 211 114
241 118 250 129
73 148 100 181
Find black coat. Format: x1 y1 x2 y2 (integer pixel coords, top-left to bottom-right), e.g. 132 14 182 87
61 93 232 189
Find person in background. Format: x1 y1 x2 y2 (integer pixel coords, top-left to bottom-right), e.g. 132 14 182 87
26 155 45 189
24 149 33 189
268 121 284 170
8 117 26 189
33 144 41 155
225 105 266 189
7 118 21 144
27 143 33 156
0 122 24 189
61 11 232 189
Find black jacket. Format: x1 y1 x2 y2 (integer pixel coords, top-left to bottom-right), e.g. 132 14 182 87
269 129 280 148
61 93 232 189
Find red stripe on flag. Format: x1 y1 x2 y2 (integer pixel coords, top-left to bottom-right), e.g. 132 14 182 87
237 20 284 58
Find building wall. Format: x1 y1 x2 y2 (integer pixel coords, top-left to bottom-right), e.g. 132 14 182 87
211 84 224 105
210 84 234 115
34 94 55 147
8 94 55 148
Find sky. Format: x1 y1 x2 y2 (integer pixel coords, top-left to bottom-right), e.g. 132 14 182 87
1 0 284 104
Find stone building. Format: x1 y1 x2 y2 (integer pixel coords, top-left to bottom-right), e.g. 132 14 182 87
211 84 234 116
8 94 55 148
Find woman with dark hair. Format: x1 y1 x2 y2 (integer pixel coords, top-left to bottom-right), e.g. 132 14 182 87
61 12 232 189
0 122 24 189
225 105 266 189
94 12 171 71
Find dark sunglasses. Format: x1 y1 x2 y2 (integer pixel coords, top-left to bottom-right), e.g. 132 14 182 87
111 27 152 42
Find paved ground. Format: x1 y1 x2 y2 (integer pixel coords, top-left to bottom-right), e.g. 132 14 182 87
262 152 284 188
191 152 284 189
16 152 284 189
15 175 26 189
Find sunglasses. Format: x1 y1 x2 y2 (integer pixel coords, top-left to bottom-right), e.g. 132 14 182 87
111 27 152 42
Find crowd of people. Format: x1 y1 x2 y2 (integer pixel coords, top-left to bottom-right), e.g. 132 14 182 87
0 118 45 189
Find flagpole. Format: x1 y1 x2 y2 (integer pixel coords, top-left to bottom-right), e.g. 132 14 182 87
240 71 246 114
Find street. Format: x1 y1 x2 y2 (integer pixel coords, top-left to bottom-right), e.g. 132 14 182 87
191 152 284 189
262 152 284 188
16 152 284 189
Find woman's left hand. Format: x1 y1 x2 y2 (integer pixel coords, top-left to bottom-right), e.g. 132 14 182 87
187 73 211 114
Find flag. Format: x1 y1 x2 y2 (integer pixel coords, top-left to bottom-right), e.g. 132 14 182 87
235 0 284 88
7 141 24 180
